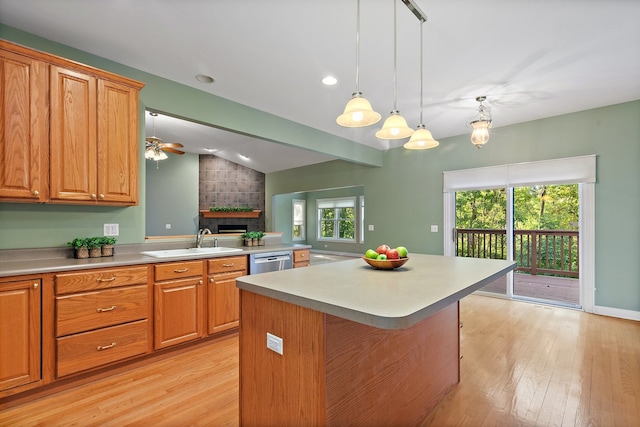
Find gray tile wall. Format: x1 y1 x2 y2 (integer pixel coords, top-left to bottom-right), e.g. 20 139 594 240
198 155 266 232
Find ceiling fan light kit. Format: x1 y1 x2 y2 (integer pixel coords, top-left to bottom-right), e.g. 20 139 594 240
145 111 185 161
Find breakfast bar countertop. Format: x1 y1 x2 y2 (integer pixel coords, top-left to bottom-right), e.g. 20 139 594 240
236 253 516 330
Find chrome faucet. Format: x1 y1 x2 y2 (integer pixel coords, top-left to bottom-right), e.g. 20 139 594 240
213 237 218 247
196 228 212 248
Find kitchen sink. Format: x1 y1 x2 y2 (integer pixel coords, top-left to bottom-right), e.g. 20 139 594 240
141 247 243 258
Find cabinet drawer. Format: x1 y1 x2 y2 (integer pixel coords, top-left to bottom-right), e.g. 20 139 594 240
56 266 148 294
154 260 203 281
208 255 247 274
56 285 148 337
56 319 148 378
293 249 310 263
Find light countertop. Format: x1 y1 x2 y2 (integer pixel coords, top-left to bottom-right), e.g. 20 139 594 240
236 254 516 330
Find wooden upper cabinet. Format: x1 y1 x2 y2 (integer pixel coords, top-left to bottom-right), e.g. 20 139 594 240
0 47 48 202
49 65 98 203
0 40 144 206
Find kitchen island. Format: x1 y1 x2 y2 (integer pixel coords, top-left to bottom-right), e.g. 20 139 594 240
236 254 516 426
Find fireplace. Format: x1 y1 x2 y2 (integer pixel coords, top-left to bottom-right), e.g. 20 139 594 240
217 224 247 234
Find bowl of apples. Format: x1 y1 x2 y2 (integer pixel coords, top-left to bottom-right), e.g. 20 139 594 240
362 245 409 270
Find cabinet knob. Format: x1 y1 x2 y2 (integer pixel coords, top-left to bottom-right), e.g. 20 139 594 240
32 189 40 196
199 280 203 285
33 282 39 288
99 193 105 199
300 253 306 258
209 278 214 283
91 193 97 199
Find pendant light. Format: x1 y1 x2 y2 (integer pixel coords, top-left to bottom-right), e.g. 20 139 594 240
470 96 492 148
337 0 381 127
404 18 438 150
376 0 414 140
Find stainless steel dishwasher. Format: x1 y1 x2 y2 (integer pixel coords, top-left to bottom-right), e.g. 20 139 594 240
249 250 293 274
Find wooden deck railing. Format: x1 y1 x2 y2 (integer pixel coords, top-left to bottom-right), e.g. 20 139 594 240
456 229 579 278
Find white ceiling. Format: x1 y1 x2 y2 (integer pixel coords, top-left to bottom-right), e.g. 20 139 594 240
1 0 639 173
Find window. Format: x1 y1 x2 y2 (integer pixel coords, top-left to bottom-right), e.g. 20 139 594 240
292 199 306 241
359 196 365 244
317 197 356 242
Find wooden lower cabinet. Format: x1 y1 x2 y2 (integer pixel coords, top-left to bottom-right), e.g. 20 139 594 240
293 249 310 268
0 278 41 392
153 261 205 350
207 256 248 334
54 266 150 378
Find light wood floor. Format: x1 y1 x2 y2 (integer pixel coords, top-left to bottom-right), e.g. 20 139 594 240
2 295 639 426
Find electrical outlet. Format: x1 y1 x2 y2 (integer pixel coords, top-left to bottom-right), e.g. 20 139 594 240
103 224 119 236
368 224 374 231
430 225 438 233
165 224 172 229
266 332 283 355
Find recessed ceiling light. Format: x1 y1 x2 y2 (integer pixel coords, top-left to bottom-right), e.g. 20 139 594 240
196 74 215 84
322 76 338 86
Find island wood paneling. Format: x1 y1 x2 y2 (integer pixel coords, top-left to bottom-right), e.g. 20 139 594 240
239 290 460 426
239 290 326 426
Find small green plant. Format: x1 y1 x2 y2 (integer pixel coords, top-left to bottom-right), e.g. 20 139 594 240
85 237 103 248
100 236 117 246
67 237 87 249
209 206 254 212
254 231 265 239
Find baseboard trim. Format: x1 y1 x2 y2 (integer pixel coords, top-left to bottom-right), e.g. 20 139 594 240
594 305 640 321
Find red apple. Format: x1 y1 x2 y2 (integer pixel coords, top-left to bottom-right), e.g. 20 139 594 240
386 248 400 260
376 244 391 255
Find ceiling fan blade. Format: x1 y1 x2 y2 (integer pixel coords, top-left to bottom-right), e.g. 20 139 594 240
161 142 184 148
163 147 185 155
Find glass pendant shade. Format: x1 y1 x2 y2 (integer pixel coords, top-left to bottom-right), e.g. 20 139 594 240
470 120 490 147
337 92 381 127
145 145 168 160
404 125 439 149
375 110 414 139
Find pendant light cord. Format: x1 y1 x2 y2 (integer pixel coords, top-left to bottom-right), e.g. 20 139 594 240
355 0 361 93
393 0 398 110
419 21 423 124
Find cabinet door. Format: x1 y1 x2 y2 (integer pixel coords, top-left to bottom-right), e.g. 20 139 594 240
0 48 48 202
154 277 204 350
49 65 97 202
97 79 139 204
0 279 41 391
207 271 245 334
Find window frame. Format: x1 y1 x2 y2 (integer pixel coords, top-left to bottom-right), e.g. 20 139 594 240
316 196 357 243
292 199 306 241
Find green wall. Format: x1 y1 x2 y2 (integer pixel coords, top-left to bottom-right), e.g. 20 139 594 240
267 101 640 312
145 153 200 236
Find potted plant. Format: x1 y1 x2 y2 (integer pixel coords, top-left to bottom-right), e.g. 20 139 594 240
67 237 88 259
86 236 103 258
255 231 265 246
100 236 117 257
241 232 253 247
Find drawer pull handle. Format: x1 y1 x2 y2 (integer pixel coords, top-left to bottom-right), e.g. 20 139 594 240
97 342 116 351
222 263 235 267
97 305 117 312
174 268 189 273
97 277 116 282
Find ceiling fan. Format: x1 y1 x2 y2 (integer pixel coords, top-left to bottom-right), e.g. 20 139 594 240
145 112 185 160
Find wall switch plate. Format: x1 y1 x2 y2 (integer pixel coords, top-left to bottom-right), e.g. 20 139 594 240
103 224 119 236
368 224 374 231
165 224 172 229
266 332 283 355
430 225 438 233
